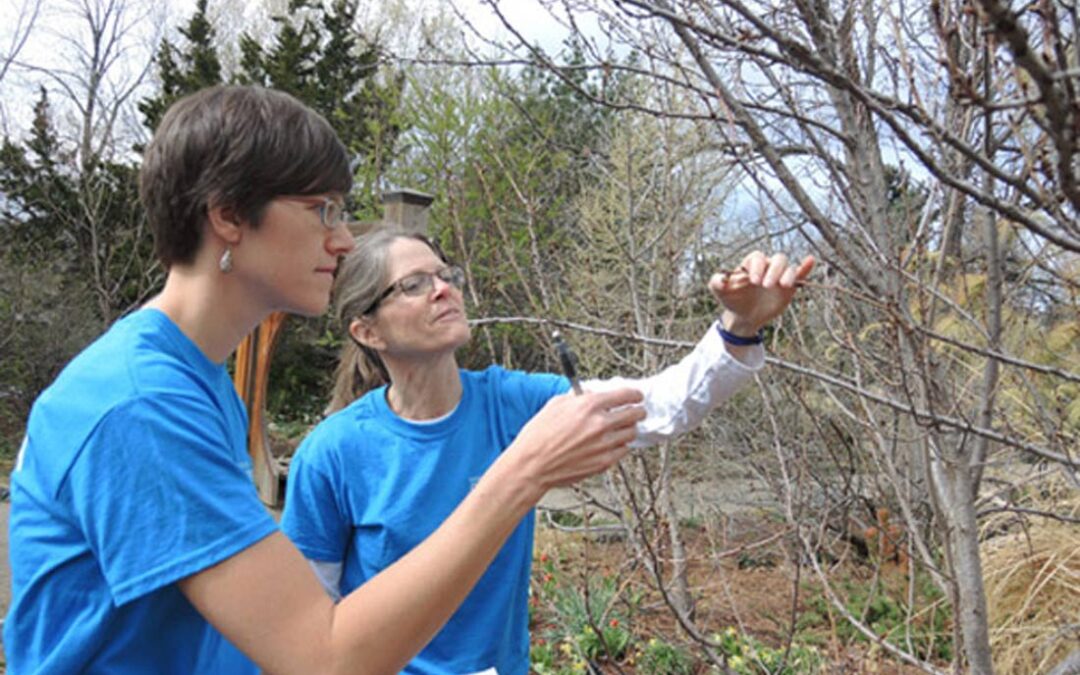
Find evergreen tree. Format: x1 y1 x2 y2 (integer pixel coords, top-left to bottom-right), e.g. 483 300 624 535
0 88 76 263
138 0 224 132
236 0 403 214
0 88 147 451
143 0 404 214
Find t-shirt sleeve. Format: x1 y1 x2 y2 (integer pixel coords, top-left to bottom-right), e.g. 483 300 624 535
63 395 278 607
498 369 570 423
280 433 350 564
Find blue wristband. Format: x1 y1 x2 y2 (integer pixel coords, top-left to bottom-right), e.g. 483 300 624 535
717 325 764 346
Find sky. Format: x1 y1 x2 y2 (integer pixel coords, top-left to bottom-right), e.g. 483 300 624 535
0 0 622 143
0 0 603 138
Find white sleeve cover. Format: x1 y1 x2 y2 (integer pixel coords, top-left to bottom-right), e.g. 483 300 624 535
581 321 764 448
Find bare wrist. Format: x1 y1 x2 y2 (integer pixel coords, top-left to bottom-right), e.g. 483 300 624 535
474 450 546 518
721 310 761 337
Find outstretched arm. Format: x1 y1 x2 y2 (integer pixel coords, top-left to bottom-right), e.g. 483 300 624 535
584 251 814 447
180 388 645 675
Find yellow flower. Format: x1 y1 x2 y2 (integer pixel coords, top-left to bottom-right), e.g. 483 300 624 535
730 655 744 669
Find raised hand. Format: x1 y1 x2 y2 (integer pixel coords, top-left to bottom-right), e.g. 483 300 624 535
708 251 815 335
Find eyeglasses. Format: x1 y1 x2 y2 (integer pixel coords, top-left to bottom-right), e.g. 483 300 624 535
316 198 347 229
365 265 466 314
280 196 348 230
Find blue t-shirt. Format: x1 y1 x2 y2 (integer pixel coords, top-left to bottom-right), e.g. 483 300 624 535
282 366 569 675
4 309 279 674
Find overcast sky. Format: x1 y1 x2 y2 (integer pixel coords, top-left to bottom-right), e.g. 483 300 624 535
0 0 602 137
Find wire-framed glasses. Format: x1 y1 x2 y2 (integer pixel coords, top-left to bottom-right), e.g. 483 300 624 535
278 195 347 229
315 197 346 229
364 265 466 314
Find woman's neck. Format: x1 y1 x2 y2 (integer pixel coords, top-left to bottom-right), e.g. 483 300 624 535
144 263 268 365
383 353 463 421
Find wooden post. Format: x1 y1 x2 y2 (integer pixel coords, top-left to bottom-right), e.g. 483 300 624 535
380 189 434 235
232 312 289 506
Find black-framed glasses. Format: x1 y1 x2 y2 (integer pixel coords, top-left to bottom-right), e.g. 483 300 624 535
364 265 466 314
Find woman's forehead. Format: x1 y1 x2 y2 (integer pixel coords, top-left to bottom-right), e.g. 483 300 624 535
386 237 441 275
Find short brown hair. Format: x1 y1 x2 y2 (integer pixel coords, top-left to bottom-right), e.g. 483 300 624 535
139 85 352 267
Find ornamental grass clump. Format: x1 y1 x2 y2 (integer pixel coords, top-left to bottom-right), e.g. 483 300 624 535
982 480 1080 675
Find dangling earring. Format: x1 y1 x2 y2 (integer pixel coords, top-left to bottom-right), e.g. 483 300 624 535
219 247 234 273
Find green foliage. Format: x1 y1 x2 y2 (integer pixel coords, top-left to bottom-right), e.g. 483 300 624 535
236 0 405 214
1 89 158 441
136 0 407 426
577 622 632 661
137 0 223 131
714 626 825 674
548 572 626 638
800 572 952 662
531 549 640 671
2 88 152 305
546 510 585 528
638 638 695 675
0 89 75 264
528 640 561 674
388 42 629 373
266 318 342 424
3 0 408 449
141 0 405 214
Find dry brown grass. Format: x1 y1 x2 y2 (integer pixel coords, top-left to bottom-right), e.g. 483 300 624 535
982 479 1080 675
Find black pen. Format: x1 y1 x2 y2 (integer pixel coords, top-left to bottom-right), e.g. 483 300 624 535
552 330 583 395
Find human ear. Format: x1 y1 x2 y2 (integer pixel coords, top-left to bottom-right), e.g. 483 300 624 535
349 316 386 352
206 201 244 246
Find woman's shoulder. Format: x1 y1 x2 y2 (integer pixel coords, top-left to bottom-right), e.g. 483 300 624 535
298 393 384 448
462 364 543 384
462 365 568 402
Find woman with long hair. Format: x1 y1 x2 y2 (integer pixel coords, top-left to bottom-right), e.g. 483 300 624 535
281 227 813 675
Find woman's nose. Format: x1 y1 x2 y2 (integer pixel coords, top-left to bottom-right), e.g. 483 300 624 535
327 223 355 255
430 274 453 299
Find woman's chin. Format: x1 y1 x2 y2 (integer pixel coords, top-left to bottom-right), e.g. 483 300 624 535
449 323 472 349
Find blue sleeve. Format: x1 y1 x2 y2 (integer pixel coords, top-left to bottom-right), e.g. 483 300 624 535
64 395 278 606
281 430 350 563
494 369 571 427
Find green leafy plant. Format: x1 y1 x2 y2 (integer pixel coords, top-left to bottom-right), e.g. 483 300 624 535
577 621 632 661
531 549 637 671
799 572 952 662
639 637 695 675
714 626 825 674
